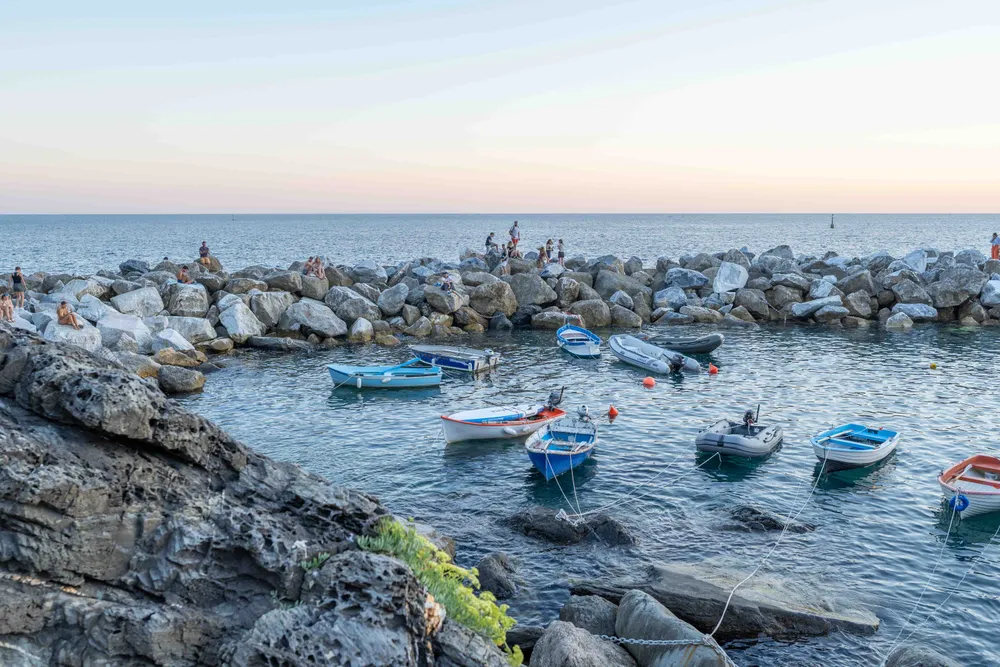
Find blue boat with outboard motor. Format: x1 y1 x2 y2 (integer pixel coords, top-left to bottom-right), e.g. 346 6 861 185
410 345 500 373
327 358 443 389
525 406 598 480
556 324 602 358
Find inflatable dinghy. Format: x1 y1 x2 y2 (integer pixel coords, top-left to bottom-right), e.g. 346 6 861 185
696 415 783 458
609 334 700 373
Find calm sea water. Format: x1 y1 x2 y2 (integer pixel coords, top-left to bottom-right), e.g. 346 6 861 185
1 214 999 274
180 325 1000 667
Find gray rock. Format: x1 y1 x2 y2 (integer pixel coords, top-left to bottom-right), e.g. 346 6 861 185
790 296 843 319
41 320 103 352
901 249 928 273
278 299 348 338
728 505 815 533
609 290 635 310
508 273 558 306
712 261 748 293
250 291 296 328
655 311 694 326
166 283 210 317
404 316 432 337
814 304 850 323
981 280 1000 307
377 283 409 317
927 281 970 308
844 291 873 319
75 293 118 323
219 301 268 343
587 254 626 275
470 281 518 316
475 552 518 600
336 294 382 324
611 304 643 328
263 270 303 293
507 626 545 665
532 621 637 667
954 248 986 266
573 563 879 641
425 285 464 314
247 336 314 352
886 312 914 329
532 311 576 329
348 317 374 343
891 279 932 305
560 595 618 636
891 303 938 322
937 266 988 295
165 316 217 344
350 259 388 283
505 506 636 546
624 256 644 275
119 258 149 274
616 590 730 667
225 277 267 294
771 272 811 291
540 263 565 279
556 277 581 309
663 268 708 290
808 279 842 300
761 244 794 259
461 271 498 287
568 299 612 328
653 286 688 311
884 644 962 667
300 275 329 300
768 285 803 309
152 327 196 353
111 286 165 318
157 365 206 394
722 248 751 270
679 305 723 324
836 270 877 296
351 282 381 303
734 288 770 320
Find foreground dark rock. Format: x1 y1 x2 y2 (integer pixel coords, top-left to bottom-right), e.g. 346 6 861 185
727 505 817 533
559 595 619 636
572 562 879 641
616 590 731 666
506 625 545 665
475 552 519 600
0 325 505 666
504 505 638 547
532 621 636 667
884 644 962 667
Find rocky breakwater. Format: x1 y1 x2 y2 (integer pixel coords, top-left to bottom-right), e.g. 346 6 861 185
9 246 999 393
0 324 510 666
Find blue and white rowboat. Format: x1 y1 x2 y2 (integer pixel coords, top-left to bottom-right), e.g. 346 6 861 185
556 324 602 359
327 359 442 389
810 423 900 470
410 345 500 373
525 413 597 480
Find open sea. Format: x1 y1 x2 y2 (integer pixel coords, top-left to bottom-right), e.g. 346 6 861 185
3 214 999 665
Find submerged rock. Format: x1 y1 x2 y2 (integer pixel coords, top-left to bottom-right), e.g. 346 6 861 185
884 644 962 667
572 562 879 640
727 505 816 533
504 506 637 547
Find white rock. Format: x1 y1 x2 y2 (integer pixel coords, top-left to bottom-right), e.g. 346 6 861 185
166 283 210 317
901 249 928 273
218 301 267 343
111 286 165 318
98 312 154 353
42 320 103 352
153 328 195 352
166 316 218 344
981 280 1000 307
76 294 119 323
712 261 749 293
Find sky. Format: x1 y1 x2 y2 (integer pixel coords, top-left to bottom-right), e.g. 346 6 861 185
1 0 999 214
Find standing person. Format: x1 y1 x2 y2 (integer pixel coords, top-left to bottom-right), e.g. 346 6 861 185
56 301 83 330
992 233 999 261
198 241 211 267
545 238 554 259
8 267 25 308
509 221 520 252
557 239 566 266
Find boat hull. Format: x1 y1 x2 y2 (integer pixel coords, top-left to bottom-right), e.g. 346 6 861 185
527 448 594 480
410 345 500 373
525 417 598 480
810 423 899 470
327 365 442 389
659 333 725 355
695 420 783 458
609 334 700 373
441 407 566 444
939 455 1000 518
556 325 602 359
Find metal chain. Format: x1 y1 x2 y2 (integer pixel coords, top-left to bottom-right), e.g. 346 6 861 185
594 634 738 666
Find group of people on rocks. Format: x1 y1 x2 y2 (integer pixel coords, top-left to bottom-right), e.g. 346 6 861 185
303 256 325 278
485 222 566 274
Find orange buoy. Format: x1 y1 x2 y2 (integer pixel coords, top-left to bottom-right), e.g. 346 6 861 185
708 363 719 375
642 377 655 389
608 405 619 419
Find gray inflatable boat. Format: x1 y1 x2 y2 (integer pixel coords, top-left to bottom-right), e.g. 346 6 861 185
655 332 724 355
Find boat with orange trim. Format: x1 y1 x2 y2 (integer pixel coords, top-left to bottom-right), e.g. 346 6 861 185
939 454 1000 518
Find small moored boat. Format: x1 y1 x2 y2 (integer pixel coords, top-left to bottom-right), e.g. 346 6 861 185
939 455 1000 518
696 408 783 458
442 389 567 444
656 332 724 355
810 423 900 470
609 334 700 374
556 324 602 359
410 345 500 373
328 359 442 389
525 407 598 480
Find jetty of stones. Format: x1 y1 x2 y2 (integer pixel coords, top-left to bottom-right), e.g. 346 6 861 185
6 244 999 392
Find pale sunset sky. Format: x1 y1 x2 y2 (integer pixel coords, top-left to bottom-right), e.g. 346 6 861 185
1 0 998 213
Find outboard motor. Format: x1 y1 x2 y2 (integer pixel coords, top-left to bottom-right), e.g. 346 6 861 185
577 404 591 421
546 387 566 410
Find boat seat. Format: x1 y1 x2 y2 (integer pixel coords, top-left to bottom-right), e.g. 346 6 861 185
956 474 1000 489
828 437 877 450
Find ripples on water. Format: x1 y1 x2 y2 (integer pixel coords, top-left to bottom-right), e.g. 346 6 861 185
2 213 999 274
179 324 1000 666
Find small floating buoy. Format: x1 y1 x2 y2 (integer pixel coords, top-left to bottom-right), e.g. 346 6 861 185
929 362 937 370
642 377 655 389
608 405 619 420
356 377 362 389
708 363 719 375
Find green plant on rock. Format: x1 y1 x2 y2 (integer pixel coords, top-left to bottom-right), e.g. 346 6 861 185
358 517 523 667
300 552 331 571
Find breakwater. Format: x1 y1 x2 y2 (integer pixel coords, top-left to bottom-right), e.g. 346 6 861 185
5 244 999 393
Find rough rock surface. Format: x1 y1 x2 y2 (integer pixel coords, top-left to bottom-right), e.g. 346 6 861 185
727 505 816 533
475 552 518 600
884 645 962 667
615 589 731 667
0 325 505 666
559 595 619 636
504 506 637 546
158 364 207 393
531 621 637 667
572 563 879 640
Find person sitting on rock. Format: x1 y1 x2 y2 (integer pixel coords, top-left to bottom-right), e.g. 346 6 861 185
198 241 211 267
0 293 13 322
57 301 83 330
536 246 548 269
308 257 325 278
486 232 498 252
177 266 194 284
440 275 455 292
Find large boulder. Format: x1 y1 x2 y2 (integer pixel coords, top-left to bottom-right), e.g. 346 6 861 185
278 299 348 338
505 506 636 546
218 301 267 343
885 312 914 329
608 290 634 310
981 280 1000 307
111 286 164 318
836 270 877 296
300 275 329 300
250 291 296 328
350 259 388 284
475 552 518 600
158 365 206 394
954 249 986 266
663 268 708 290
75 294 118 323
532 311 576 329
336 294 382 325
610 305 643 328
891 303 938 322
540 263 565 279
98 312 154 353
264 270 303 293
814 305 850 323
901 249 928 273
247 336 314 352
653 286 687 311
843 291 873 319
119 258 149 274
770 272 810 292
62 277 112 300
760 244 794 260
152 328 196 353
348 317 374 343
927 281 971 308
508 273 558 306
594 271 651 302
532 621 636 667
351 282 381 303
167 283 210 317
734 288 770 320
424 285 464 314
937 266 989 295
559 595 618 636
679 305 723 324
615 589 731 667
377 283 409 317
790 296 843 319
568 300 612 328
555 278 580 309
891 279 932 305
572 563 879 640
41 321 103 352
712 262 749 293
461 271 498 287
165 317 217 344
224 277 267 294
469 282 518 317
768 285 803 310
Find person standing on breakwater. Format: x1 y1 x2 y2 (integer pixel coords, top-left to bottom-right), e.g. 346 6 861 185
992 232 999 260
57 301 83 330
177 266 193 284
8 267 25 309
509 220 520 252
198 241 211 267
558 239 566 266
545 238 554 259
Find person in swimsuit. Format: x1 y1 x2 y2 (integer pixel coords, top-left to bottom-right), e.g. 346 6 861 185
57 300 83 330
557 239 566 266
992 233 999 261
177 266 193 284
509 221 520 250
199 241 211 267
9 267 25 308
0 294 13 322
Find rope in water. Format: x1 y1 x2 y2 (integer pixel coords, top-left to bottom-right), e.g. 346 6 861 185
877 502 959 664
709 455 828 638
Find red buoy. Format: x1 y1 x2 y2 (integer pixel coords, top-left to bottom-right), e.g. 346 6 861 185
642 377 655 388
708 363 719 375
608 405 619 420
